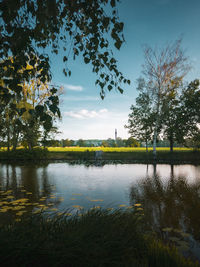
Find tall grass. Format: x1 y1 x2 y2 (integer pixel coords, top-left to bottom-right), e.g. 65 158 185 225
0 209 199 267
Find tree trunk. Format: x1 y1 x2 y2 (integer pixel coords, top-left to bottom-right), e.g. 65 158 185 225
12 131 19 151
169 135 174 152
145 138 148 152
153 127 157 159
7 126 10 152
12 139 17 151
28 143 32 151
153 93 161 160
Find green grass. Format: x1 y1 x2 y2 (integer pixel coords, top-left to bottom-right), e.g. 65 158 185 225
0 209 199 267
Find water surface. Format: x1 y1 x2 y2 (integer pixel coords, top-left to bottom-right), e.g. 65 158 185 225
0 162 200 210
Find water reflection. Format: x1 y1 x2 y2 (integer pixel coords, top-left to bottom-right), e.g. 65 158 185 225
0 164 53 201
0 163 63 223
129 167 200 242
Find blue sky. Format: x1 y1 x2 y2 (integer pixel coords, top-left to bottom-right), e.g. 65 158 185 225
50 0 200 140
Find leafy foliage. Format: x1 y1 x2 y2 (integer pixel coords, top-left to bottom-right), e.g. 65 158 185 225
0 0 129 101
126 75 200 151
125 78 155 151
178 79 200 147
161 83 182 151
0 60 62 150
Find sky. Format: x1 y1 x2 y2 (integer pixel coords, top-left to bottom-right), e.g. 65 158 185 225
50 0 200 140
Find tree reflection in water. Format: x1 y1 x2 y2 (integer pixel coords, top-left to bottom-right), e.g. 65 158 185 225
0 163 63 224
130 164 200 242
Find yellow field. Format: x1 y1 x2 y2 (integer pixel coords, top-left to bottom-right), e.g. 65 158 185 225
0 146 194 152
47 147 193 152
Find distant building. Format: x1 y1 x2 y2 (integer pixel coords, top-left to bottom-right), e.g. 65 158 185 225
115 129 117 140
84 140 102 147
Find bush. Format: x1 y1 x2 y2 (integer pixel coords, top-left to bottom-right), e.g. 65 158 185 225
0 148 49 160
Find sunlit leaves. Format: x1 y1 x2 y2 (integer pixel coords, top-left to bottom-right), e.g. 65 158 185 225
26 64 34 70
0 55 61 148
0 0 129 102
134 203 142 207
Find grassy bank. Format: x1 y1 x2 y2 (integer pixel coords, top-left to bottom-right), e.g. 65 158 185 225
0 147 199 164
0 209 199 267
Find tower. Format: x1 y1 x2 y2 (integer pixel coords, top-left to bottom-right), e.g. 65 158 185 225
115 129 117 140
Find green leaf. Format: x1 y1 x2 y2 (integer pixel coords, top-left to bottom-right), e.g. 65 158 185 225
108 85 112 91
84 57 90 64
50 87 57 94
63 56 68 62
118 87 123 94
43 120 52 131
35 105 44 115
110 0 116 8
49 104 57 114
114 40 122 50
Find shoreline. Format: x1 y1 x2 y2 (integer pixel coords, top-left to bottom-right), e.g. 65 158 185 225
0 150 200 164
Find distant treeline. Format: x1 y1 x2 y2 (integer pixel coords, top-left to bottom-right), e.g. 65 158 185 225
0 137 140 148
45 138 184 148
0 137 182 148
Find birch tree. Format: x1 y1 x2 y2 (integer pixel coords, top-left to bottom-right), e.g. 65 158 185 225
142 39 190 157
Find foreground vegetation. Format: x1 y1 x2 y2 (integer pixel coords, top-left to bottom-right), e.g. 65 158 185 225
0 209 199 267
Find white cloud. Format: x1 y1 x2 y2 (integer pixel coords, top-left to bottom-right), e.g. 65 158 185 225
63 109 108 119
61 96 99 101
57 111 129 139
62 84 83 91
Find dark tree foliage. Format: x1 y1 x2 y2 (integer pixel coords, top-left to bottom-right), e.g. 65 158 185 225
162 79 200 149
125 78 155 151
179 79 200 146
161 87 181 152
0 0 129 131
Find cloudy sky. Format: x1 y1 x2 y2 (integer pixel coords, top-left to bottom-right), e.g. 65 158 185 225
50 0 200 140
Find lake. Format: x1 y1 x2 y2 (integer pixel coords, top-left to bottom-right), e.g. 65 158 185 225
0 161 200 256
0 162 200 211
